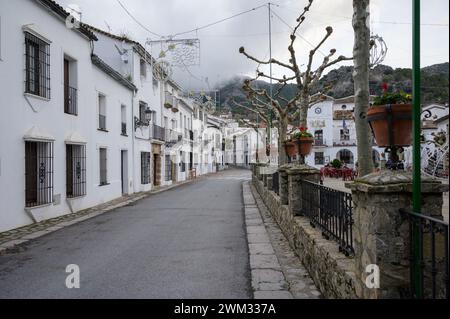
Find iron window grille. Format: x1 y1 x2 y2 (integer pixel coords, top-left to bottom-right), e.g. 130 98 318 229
66 144 86 198
99 148 108 185
141 152 151 184
315 152 325 165
165 155 172 182
25 141 54 207
139 102 150 125
24 32 50 99
64 85 77 115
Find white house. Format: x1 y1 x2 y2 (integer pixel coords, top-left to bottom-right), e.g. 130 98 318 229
305 95 384 169
0 0 135 232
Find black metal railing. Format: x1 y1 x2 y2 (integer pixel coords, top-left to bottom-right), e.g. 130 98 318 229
64 85 77 115
272 172 279 195
400 209 449 299
152 124 166 142
300 180 354 256
99 114 107 130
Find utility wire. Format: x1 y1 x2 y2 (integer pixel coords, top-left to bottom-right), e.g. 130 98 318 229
171 4 267 38
115 0 161 37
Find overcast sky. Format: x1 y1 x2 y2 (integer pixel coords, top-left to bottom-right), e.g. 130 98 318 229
57 0 449 90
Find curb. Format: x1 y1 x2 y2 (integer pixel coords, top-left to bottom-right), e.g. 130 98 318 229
0 177 202 256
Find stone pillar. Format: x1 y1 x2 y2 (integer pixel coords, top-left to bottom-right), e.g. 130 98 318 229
287 165 320 216
346 171 448 299
278 164 291 205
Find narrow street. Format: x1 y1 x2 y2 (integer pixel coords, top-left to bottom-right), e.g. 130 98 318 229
0 170 252 299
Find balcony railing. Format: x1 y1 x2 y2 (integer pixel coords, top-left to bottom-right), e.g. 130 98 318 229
172 98 179 113
334 139 357 147
314 139 327 147
151 124 166 142
164 92 173 109
64 85 77 115
99 114 107 130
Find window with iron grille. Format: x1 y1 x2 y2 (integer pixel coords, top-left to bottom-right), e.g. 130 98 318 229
141 152 151 184
25 141 54 207
99 148 108 185
139 102 150 125
340 129 350 141
165 155 172 182
66 144 86 198
24 32 50 99
315 152 325 165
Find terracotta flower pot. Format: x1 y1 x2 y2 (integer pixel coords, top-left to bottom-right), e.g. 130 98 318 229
284 141 298 157
367 104 413 147
297 137 314 156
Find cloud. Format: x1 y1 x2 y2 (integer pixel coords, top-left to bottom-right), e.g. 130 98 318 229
58 0 449 90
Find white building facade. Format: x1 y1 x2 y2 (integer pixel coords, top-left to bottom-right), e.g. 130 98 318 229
305 95 384 169
0 0 135 232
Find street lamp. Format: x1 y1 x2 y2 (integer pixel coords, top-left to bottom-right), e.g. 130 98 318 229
134 107 152 130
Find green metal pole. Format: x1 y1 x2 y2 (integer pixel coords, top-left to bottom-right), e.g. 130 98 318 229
412 0 423 299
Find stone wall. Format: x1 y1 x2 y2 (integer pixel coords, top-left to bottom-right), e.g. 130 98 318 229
253 178 358 299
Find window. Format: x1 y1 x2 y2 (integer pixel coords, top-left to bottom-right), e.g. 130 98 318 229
165 155 172 182
64 57 77 115
0 16 3 61
121 105 127 136
139 101 149 125
315 152 325 165
140 58 146 78
25 32 50 99
141 152 151 184
340 129 350 141
315 130 324 145
98 94 107 130
66 144 86 198
99 148 108 185
25 141 54 207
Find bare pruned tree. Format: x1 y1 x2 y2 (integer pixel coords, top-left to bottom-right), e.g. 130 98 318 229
237 0 353 164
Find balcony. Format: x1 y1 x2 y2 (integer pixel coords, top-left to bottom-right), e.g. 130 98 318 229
172 98 179 113
151 124 166 142
64 85 78 115
164 92 173 109
314 139 327 147
333 139 357 147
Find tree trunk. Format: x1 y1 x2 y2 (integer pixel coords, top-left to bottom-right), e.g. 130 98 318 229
353 0 374 176
278 118 288 165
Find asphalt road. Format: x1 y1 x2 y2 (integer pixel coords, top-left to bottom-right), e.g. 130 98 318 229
0 169 252 299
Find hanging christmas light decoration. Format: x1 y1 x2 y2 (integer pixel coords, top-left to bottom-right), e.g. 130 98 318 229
369 34 388 68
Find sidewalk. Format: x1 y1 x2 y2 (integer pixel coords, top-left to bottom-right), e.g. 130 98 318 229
0 178 199 255
242 182 322 299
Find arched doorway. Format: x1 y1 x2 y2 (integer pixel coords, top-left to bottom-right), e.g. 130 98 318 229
337 149 354 165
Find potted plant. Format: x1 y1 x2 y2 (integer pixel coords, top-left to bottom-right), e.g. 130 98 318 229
367 89 413 147
293 127 314 156
283 139 298 157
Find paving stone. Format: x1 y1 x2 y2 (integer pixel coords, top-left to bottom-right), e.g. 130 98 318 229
248 243 275 256
250 255 281 270
251 269 285 283
247 233 270 244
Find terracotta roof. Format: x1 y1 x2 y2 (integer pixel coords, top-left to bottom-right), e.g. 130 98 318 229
91 55 137 92
34 0 97 41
